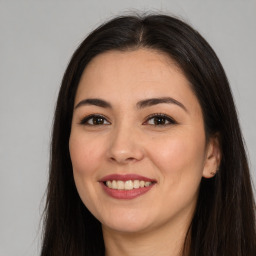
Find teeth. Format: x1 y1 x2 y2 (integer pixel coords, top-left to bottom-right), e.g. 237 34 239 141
117 180 124 190
133 180 140 189
125 180 133 190
106 181 112 188
112 180 117 189
105 180 153 190
145 181 151 187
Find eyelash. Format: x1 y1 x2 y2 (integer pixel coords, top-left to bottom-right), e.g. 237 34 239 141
79 113 177 126
143 113 177 126
80 114 110 126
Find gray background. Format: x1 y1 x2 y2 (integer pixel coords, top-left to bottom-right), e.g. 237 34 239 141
0 1 255 255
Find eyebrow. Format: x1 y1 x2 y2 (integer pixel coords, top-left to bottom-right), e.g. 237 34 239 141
74 97 187 112
75 98 112 109
136 97 188 112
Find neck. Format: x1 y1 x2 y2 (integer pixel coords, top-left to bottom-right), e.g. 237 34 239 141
103 217 191 256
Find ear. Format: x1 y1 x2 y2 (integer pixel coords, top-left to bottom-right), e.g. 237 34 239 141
202 134 221 178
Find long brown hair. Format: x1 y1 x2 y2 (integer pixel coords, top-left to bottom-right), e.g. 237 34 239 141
41 14 256 255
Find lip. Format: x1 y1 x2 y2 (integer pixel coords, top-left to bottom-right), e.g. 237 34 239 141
99 174 156 200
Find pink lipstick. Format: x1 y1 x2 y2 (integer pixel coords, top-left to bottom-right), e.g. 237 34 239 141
99 174 156 200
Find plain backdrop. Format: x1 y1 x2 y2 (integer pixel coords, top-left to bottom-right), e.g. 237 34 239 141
0 1 255 255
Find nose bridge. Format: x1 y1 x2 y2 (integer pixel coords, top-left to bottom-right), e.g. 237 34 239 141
107 119 143 164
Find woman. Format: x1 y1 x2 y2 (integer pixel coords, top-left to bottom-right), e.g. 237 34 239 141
41 14 256 255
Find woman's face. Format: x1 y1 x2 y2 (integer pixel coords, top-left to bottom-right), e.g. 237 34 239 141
69 49 219 234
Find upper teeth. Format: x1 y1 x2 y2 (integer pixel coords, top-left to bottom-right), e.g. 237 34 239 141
105 180 153 190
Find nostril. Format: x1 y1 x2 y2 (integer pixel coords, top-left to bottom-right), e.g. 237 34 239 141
126 157 136 161
110 155 137 164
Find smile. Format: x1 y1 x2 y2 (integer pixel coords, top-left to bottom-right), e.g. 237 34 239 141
100 174 156 199
104 180 153 190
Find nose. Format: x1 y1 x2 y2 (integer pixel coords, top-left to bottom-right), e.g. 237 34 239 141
106 124 144 164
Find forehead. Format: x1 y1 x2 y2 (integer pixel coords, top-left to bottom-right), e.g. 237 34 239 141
75 49 200 113
79 48 181 89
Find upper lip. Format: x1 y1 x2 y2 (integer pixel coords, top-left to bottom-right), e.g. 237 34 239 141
99 174 156 182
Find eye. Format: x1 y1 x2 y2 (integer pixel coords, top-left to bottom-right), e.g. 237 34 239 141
143 113 177 126
80 114 111 126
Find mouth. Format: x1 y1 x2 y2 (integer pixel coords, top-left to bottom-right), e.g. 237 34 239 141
103 180 155 190
99 174 156 199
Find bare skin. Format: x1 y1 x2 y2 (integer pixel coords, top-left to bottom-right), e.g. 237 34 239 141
69 49 221 256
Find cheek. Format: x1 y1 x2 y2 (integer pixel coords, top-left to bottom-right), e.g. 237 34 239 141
69 133 104 212
148 130 206 180
147 130 206 216
69 134 103 176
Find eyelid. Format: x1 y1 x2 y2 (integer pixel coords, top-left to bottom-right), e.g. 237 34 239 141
79 114 111 125
78 113 176 126
143 113 177 125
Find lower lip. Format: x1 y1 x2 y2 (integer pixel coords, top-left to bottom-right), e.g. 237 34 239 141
100 182 155 199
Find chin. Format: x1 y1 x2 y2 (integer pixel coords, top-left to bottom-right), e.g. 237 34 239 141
101 212 154 234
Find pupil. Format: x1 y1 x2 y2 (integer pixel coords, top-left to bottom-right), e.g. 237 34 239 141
93 117 103 125
154 117 165 125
